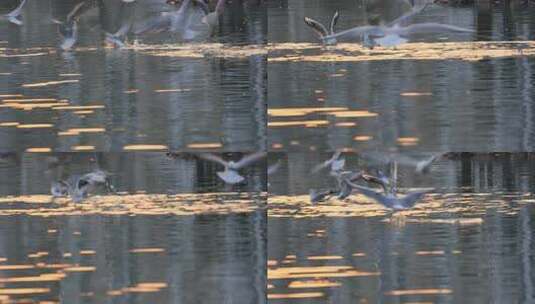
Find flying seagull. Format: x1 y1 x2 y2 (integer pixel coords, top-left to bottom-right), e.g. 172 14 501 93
346 180 433 210
3 0 27 26
311 151 345 174
198 152 266 184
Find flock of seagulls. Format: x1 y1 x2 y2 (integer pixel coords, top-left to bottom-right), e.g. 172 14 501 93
304 2 474 48
307 152 443 210
50 152 266 203
2 0 226 50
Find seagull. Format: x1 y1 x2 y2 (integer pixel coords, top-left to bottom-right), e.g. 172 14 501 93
198 152 267 184
309 4 473 48
105 0 137 48
362 170 391 193
346 180 433 210
3 0 27 26
311 151 345 174
331 170 364 199
304 11 340 45
52 2 93 51
51 170 114 203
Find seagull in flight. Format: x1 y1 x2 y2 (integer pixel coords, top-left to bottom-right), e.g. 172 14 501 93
346 179 433 210
3 0 27 26
311 151 345 174
199 152 267 184
306 4 473 48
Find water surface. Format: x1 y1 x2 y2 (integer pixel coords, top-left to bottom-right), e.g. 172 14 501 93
0 0 267 152
268 152 535 303
268 0 535 152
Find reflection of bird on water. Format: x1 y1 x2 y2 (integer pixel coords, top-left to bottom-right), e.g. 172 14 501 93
2 0 27 25
305 3 473 48
198 152 266 184
51 170 114 203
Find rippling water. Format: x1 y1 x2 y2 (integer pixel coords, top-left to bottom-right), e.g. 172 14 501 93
0 0 266 152
268 0 535 152
0 152 266 302
0 211 266 303
268 153 535 302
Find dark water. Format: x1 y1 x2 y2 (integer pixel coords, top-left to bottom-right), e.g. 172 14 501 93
0 0 266 152
0 152 266 303
268 0 535 152
0 212 266 303
268 153 535 303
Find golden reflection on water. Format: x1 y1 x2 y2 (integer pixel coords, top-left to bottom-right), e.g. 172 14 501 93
268 192 531 220
268 41 535 62
0 192 266 217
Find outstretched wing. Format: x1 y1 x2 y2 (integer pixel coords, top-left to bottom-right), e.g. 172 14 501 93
5 0 27 18
323 25 382 41
386 3 430 27
329 11 339 35
234 152 267 169
304 17 329 38
392 23 474 36
268 160 282 176
80 170 109 184
133 13 172 35
198 153 228 167
400 189 433 208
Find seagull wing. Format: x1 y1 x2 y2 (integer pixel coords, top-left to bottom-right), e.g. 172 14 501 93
329 11 339 35
400 189 433 208
304 17 329 38
233 152 267 169
267 160 282 176
386 3 429 27
323 25 382 41
5 0 27 18
392 23 474 36
134 13 172 35
198 153 228 167
346 181 389 205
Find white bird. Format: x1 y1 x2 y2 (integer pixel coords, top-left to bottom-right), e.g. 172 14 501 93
105 1 137 48
307 4 473 48
303 11 340 45
51 170 114 203
52 2 92 51
3 0 27 26
311 151 345 174
346 180 433 210
199 152 267 184
324 22 473 48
